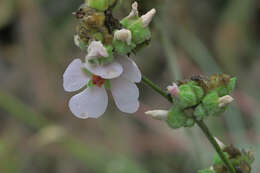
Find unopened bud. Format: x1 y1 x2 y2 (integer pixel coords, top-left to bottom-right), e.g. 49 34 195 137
145 110 168 120
141 9 156 27
167 83 179 97
74 35 80 47
214 137 226 149
114 29 132 45
127 2 139 19
218 95 234 108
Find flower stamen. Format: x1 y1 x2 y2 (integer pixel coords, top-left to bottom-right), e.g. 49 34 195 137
92 75 105 87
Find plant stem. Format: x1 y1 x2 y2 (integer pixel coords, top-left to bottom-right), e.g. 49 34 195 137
141 75 236 173
195 120 236 173
141 75 172 103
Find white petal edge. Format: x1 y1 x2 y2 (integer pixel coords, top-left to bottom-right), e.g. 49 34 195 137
63 59 90 92
110 76 140 114
117 57 141 83
69 86 108 119
84 61 123 79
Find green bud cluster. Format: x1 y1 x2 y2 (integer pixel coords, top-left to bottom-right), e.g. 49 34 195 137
199 146 254 173
167 74 236 129
74 0 155 65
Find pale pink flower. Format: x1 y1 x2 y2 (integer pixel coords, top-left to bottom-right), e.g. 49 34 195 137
63 57 141 119
167 83 179 97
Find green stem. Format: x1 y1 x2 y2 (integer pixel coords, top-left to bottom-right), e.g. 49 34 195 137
195 120 236 173
141 75 172 103
141 75 236 173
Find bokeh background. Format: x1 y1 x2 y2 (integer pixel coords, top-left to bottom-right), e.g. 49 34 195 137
0 0 260 172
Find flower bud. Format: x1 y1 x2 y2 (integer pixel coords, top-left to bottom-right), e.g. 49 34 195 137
218 95 234 108
74 35 80 47
145 110 168 120
167 83 179 97
141 9 156 27
214 137 225 149
126 2 139 19
114 29 132 45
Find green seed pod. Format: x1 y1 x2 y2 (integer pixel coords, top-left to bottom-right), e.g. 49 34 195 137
194 104 206 120
112 39 136 55
86 0 109 11
167 106 188 129
178 82 204 109
128 20 151 44
202 91 220 116
191 82 204 101
120 18 151 45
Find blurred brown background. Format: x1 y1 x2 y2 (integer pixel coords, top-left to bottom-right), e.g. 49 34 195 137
0 0 260 172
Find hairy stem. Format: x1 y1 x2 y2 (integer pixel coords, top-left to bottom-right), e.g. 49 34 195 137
141 75 236 173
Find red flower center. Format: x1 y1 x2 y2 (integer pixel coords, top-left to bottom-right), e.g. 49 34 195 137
92 75 105 87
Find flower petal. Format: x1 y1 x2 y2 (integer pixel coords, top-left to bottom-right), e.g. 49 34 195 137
69 86 108 119
110 76 139 114
85 61 123 79
86 41 108 60
63 59 90 92
117 57 141 83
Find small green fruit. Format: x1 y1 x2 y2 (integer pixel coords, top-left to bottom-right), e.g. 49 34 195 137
167 106 188 129
112 39 136 55
202 91 219 116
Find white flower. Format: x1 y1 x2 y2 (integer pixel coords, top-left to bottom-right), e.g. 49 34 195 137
141 8 156 27
114 29 132 45
85 41 123 79
86 41 109 60
63 57 142 119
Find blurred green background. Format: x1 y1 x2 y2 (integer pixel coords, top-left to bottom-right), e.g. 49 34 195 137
0 0 260 172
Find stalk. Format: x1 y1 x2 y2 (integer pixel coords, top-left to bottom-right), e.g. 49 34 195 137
141 75 236 173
